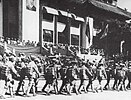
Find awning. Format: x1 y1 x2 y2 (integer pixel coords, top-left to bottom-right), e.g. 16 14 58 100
43 6 59 15
58 10 72 18
43 6 85 22
58 10 84 22
75 17 84 22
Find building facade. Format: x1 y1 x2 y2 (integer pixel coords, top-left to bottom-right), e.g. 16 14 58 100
0 0 131 55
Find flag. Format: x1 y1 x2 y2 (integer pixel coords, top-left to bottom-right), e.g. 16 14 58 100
100 24 108 39
88 17 94 47
85 22 90 43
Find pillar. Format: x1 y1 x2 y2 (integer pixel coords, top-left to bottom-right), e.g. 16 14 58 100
18 0 22 41
39 1 43 53
0 0 3 37
53 15 58 44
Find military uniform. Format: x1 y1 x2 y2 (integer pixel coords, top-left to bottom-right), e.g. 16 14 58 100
0 58 19 98
86 63 96 92
126 66 131 89
58 65 68 94
103 66 112 90
15 59 27 95
24 60 40 96
116 64 126 91
42 63 57 95
96 64 107 92
78 63 92 93
66 62 79 95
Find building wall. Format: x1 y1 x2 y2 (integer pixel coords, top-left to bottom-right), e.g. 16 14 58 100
22 0 39 42
0 0 3 37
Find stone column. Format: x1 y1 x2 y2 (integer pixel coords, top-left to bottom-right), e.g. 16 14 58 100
53 15 58 44
39 1 43 53
18 0 23 41
0 0 3 37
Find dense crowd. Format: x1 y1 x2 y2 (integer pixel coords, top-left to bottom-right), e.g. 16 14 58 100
0 51 131 99
0 37 38 47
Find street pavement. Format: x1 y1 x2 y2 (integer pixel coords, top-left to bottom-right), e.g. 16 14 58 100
0 79 131 100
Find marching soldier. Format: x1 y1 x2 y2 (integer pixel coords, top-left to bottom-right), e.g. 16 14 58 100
112 62 119 90
33 58 42 93
103 61 114 90
15 57 27 95
42 60 58 95
24 55 40 97
117 63 127 91
66 61 79 95
95 63 107 92
0 55 4 99
86 61 96 93
0 54 20 98
78 61 92 94
58 63 68 94
126 64 131 89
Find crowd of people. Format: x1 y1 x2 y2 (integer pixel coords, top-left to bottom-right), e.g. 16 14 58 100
43 42 104 56
0 37 38 47
0 51 131 99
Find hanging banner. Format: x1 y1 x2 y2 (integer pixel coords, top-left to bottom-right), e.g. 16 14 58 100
100 24 108 39
85 21 90 44
88 17 94 47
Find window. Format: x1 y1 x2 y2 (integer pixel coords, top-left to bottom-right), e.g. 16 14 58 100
43 29 53 42
71 34 79 46
58 32 67 44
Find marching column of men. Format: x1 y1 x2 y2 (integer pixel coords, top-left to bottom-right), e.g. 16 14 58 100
0 52 131 99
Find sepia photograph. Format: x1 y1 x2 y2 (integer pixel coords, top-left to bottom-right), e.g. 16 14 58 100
0 0 131 100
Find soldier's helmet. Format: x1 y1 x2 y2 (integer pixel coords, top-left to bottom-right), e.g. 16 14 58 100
120 63 125 67
19 53 25 57
128 66 131 69
16 57 21 62
98 63 103 68
34 58 40 63
2 53 9 61
9 55 15 62
30 55 36 61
